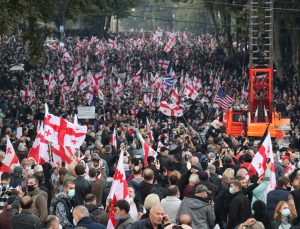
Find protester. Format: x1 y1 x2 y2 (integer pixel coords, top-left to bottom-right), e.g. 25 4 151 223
272 201 296 229
53 179 75 228
10 196 42 229
0 30 299 229
113 199 134 229
72 205 105 229
131 204 171 229
176 184 215 229
227 180 252 229
160 185 181 223
26 175 48 222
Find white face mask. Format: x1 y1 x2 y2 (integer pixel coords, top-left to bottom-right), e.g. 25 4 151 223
127 197 134 203
73 218 77 226
59 224 62 229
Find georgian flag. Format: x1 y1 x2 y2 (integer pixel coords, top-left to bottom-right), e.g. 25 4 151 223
193 77 202 90
94 71 104 87
137 132 157 167
57 69 65 81
44 104 87 148
108 39 117 49
97 87 105 101
158 60 170 69
63 49 72 62
71 63 83 78
86 85 94 105
251 129 276 193
27 124 49 165
79 76 88 92
48 72 56 95
51 144 75 167
171 88 180 105
159 101 183 117
184 84 199 101
164 34 176 52
107 150 128 229
115 78 123 96
0 137 20 173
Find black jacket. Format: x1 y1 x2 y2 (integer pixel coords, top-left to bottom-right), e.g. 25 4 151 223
84 204 103 222
131 218 164 229
74 176 91 206
267 188 289 217
11 209 42 229
227 191 252 229
76 217 106 229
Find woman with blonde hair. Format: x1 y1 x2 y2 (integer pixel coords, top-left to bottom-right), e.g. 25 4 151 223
273 201 296 229
222 168 235 189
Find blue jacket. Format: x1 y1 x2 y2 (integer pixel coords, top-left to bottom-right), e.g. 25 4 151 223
76 217 105 229
251 168 271 206
267 188 289 217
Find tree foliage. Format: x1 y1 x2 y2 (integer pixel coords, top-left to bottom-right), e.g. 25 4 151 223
0 0 136 64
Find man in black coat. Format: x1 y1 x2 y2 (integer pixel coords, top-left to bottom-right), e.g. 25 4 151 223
73 205 105 229
10 196 42 229
227 180 251 229
74 164 91 206
131 204 170 229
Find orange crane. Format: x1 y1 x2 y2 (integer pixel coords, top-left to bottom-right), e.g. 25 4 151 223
225 0 290 139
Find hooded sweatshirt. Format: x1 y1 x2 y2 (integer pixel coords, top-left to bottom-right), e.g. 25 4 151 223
176 196 215 229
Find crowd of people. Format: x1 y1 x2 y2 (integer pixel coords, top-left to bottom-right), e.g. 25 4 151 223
0 30 300 229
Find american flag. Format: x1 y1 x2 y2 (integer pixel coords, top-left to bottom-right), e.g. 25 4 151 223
214 87 234 110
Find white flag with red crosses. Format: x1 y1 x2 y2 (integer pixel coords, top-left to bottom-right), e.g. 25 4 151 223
1 137 19 173
107 150 128 229
44 104 87 148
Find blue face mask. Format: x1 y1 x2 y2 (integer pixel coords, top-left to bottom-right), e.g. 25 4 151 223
115 215 122 221
229 187 235 194
281 209 291 217
68 189 75 198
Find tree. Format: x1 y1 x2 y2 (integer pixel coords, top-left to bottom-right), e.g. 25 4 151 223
0 0 137 64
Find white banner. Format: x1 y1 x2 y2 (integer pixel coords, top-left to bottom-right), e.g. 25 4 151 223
77 106 95 119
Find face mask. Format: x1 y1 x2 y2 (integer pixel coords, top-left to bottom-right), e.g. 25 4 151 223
115 215 122 221
26 166 31 171
68 189 75 198
281 209 291 217
27 185 35 192
73 218 77 226
229 187 235 194
127 197 134 203
59 224 62 229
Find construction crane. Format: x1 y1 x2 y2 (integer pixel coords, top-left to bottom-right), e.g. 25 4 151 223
225 0 290 139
